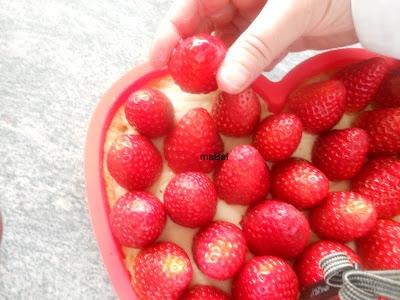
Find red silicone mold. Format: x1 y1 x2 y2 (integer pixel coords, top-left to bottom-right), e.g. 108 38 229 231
85 48 399 300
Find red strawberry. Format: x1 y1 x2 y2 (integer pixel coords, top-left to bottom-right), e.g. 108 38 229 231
294 240 361 287
334 57 389 111
311 128 369 180
271 158 329 209
356 219 400 270
181 285 230 300
241 200 310 258
168 34 227 93
214 145 269 205
375 67 400 108
110 191 166 248
354 107 400 155
252 113 302 161
164 172 217 228
132 242 193 300
192 221 247 280
287 80 346 133
310 191 377 242
352 157 400 218
233 256 299 300
124 87 174 138
212 88 261 137
164 108 223 173
107 134 162 190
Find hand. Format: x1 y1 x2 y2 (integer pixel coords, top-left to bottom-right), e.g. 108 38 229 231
150 0 358 94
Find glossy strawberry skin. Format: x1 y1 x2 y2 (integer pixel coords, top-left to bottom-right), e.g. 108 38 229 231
132 242 193 300
107 134 162 190
164 172 217 228
310 191 377 243
169 34 227 93
356 219 400 270
311 128 369 180
294 240 361 287
180 285 230 300
354 107 400 156
352 157 400 218
110 191 166 248
124 88 174 138
334 57 389 112
287 80 346 133
252 113 302 161
164 108 224 174
212 88 261 137
271 158 329 209
192 221 247 280
214 145 269 205
241 200 310 258
374 67 400 108
233 256 299 300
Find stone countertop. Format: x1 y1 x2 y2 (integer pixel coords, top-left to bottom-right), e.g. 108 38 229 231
0 0 325 299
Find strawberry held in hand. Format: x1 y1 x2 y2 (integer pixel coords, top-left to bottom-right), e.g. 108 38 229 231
164 108 223 173
124 87 174 138
374 67 400 108
214 145 269 205
110 191 166 248
169 34 226 93
311 128 369 180
241 200 310 258
356 219 400 270
233 256 299 300
132 242 192 300
294 240 361 287
252 113 302 161
271 158 329 209
181 285 230 300
212 88 261 137
352 157 400 218
107 134 162 190
334 57 389 112
192 221 247 280
354 107 400 156
164 172 217 228
310 191 377 242
287 80 346 133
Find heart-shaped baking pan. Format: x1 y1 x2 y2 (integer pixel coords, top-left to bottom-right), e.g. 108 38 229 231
85 48 399 300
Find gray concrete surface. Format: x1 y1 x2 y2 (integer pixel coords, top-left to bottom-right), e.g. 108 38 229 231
0 0 326 299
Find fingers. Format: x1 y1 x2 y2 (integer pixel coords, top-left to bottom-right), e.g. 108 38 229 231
207 3 236 27
214 24 242 47
149 19 182 68
232 0 267 11
289 32 358 52
194 4 236 35
233 0 267 21
194 19 215 35
264 51 289 71
217 0 306 93
149 0 229 68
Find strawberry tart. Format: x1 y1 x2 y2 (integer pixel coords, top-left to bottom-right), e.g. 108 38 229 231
99 34 400 299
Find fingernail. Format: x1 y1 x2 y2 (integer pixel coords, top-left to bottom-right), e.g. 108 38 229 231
218 62 251 94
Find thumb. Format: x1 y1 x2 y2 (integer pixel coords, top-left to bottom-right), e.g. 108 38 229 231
217 0 305 94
